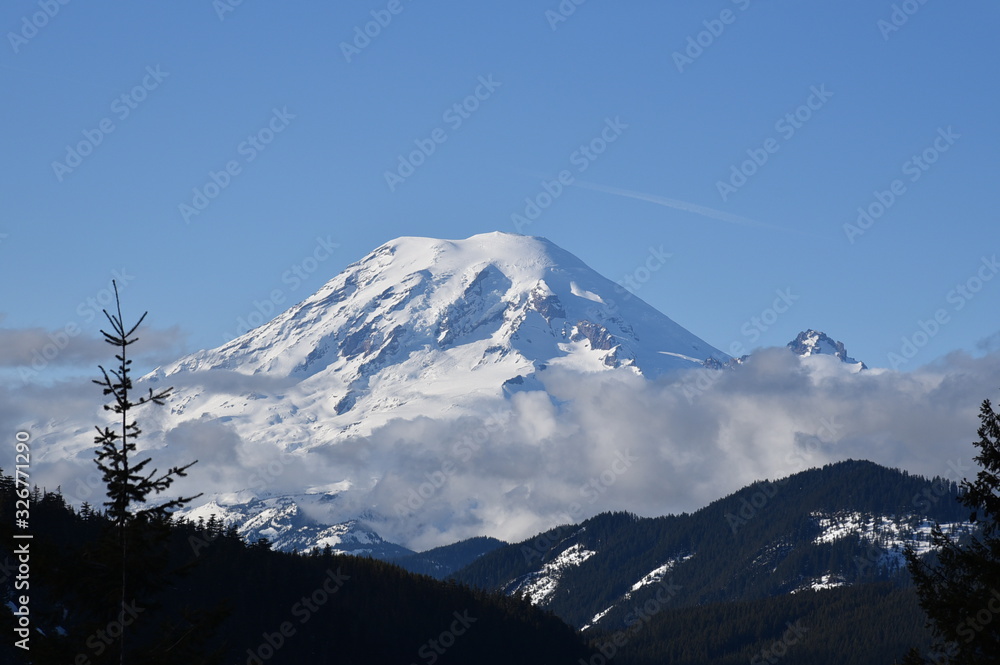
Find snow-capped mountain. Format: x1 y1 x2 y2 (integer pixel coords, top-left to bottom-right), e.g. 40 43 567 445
33 233 879 558
788 329 867 369
140 232 727 552
148 232 727 443
181 492 413 557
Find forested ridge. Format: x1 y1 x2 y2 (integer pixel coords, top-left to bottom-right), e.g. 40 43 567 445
0 472 593 664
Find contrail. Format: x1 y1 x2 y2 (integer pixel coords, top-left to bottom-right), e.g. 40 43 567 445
571 181 794 233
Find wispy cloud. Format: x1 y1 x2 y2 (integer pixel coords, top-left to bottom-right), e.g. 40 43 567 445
976 329 1000 354
572 181 809 235
0 325 187 368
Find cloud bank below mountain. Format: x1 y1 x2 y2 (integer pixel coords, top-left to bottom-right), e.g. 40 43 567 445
9 345 996 551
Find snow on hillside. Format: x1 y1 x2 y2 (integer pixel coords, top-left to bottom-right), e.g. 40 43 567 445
810 510 973 569
630 554 694 593
113 232 729 549
582 554 693 630
508 543 597 606
790 574 848 594
179 493 412 558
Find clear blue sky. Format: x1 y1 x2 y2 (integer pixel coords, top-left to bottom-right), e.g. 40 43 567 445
2 1 998 375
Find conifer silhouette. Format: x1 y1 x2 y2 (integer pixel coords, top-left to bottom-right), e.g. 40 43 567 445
91 280 203 663
905 397 1000 663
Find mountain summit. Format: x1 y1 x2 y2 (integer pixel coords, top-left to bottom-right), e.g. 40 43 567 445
131 232 732 551
151 232 727 437
34 234 888 556
788 329 867 369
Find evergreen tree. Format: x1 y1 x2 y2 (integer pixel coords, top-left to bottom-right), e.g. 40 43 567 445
905 397 1000 663
90 280 206 663
93 280 201 531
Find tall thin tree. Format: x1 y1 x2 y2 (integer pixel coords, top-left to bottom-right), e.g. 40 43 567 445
93 280 202 663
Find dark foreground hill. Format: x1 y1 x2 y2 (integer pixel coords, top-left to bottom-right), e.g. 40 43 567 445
0 460 971 664
0 472 592 665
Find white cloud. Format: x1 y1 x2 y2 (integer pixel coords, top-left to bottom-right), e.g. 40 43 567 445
0 324 187 369
7 347 997 551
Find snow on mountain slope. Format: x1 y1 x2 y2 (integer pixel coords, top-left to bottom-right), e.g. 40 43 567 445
146 232 727 446
629 554 695 593
581 554 694 630
779 511 974 594
180 493 413 557
507 542 597 606
103 232 724 552
809 510 973 569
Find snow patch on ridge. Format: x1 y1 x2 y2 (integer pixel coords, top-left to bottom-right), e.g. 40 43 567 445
582 553 693 630
508 543 597 606
811 511 973 572
790 574 847 594
630 554 694 592
570 281 603 303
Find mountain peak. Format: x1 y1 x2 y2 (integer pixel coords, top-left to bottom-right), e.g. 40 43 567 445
788 329 866 369
155 232 728 438
374 232 572 273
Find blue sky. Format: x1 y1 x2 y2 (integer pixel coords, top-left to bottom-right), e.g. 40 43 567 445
2 0 999 378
